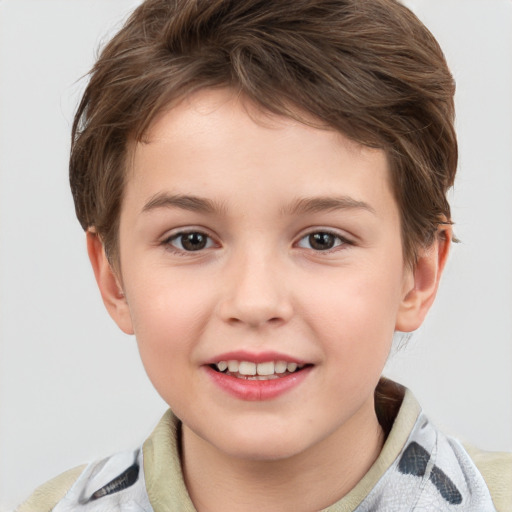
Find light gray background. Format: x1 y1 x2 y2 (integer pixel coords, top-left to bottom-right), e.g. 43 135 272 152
0 0 511 510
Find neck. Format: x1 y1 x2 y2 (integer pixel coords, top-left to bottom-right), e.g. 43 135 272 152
181 396 384 512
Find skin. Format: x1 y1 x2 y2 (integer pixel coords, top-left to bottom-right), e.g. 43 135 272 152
88 88 450 511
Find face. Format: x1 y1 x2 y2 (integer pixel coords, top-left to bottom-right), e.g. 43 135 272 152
107 89 422 462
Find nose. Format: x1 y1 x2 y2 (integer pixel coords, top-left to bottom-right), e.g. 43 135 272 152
217 250 293 328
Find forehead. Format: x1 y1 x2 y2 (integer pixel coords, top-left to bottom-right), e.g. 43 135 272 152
124 88 395 218
135 88 384 162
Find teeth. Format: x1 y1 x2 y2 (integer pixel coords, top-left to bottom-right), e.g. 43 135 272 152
256 361 274 376
227 360 239 372
238 361 257 376
275 361 287 374
215 359 306 377
287 362 298 372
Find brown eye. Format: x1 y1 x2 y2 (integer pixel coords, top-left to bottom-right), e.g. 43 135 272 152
168 232 214 251
297 232 345 251
309 233 336 250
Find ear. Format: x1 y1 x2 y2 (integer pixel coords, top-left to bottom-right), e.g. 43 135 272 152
86 230 134 335
395 226 452 332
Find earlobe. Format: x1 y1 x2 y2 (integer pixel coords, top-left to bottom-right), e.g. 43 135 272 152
395 227 452 333
86 230 134 335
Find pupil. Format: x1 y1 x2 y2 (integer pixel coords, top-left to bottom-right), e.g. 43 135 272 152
309 232 335 250
182 233 207 251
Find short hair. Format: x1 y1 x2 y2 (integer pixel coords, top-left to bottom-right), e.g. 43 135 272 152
70 0 457 267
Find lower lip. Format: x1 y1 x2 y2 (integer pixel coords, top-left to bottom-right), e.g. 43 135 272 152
204 366 312 401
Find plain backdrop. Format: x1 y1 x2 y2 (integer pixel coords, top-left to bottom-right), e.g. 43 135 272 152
0 0 511 510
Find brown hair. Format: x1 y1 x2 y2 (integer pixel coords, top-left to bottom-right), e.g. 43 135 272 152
70 0 457 267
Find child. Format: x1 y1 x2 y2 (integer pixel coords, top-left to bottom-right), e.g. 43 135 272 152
17 0 511 510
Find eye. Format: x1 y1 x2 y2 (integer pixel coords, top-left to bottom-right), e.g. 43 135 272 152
166 231 216 252
296 231 347 251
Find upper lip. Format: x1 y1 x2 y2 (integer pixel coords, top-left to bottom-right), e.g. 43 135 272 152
204 350 309 365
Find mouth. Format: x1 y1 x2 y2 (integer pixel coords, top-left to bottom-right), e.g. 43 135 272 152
209 360 311 380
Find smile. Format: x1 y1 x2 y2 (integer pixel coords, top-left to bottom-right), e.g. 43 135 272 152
211 360 307 380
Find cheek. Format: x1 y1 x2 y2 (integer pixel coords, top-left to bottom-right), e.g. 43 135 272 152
123 271 214 384
298 263 403 366
125 266 211 335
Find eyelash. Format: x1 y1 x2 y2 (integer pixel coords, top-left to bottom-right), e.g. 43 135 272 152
296 230 352 253
163 230 217 254
162 229 352 255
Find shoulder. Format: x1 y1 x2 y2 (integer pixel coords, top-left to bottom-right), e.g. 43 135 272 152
16 448 152 512
371 381 509 511
16 465 87 512
15 410 180 512
463 443 512 512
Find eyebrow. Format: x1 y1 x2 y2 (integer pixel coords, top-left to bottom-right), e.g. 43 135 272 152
141 193 375 217
282 196 376 216
142 193 227 215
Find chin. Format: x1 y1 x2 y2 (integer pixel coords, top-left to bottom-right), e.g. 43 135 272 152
208 425 314 462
